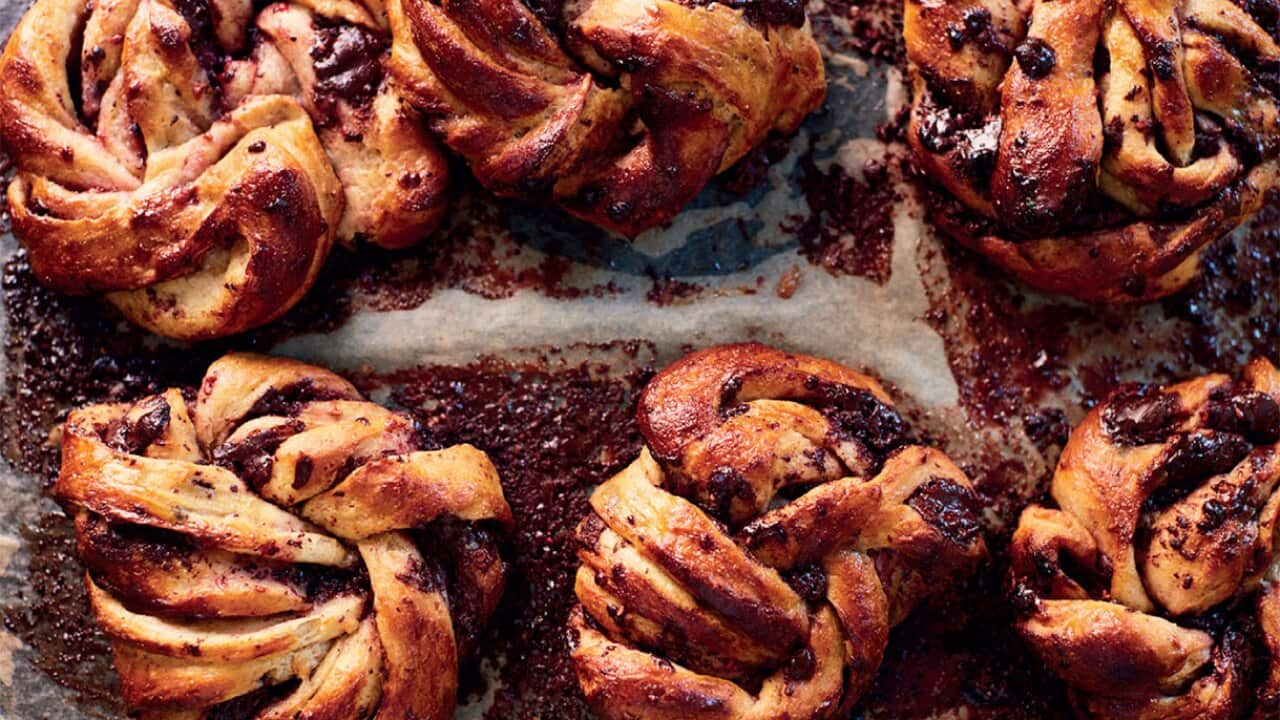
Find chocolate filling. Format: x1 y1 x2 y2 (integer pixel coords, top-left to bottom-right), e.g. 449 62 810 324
106 396 172 454
1102 384 1186 446
211 419 305 490
907 476 984 546
311 24 386 125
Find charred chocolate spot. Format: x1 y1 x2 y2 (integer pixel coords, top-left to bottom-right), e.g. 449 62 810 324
107 396 172 454
206 680 300 720
718 376 744 408
1206 390 1280 444
311 24 385 120
917 107 958 154
907 476 982 546
782 564 828 605
681 0 807 28
942 7 1008 55
808 380 907 454
1149 42 1177 80
737 516 789 554
782 645 817 683
211 419 305 489
291 455 314 490
963 7 992 38
1197 497 1229 531
1102 384 1186 445
1014 38 1057 80
702 468 757 520
1145 431 1253 510
245 379 350 419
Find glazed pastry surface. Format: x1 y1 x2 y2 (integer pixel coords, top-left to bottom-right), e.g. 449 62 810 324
0 0 449 339
56 353 511 719
906 0 1280 302
569 343 987 719
387 0 826 236
1011 357 1280 718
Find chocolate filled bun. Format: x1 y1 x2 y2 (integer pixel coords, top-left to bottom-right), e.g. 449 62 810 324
906 0 1280 302
0 0 449 339
1011 358 1280 718
568 343 987 719
387 0 825 237
56 353 511 719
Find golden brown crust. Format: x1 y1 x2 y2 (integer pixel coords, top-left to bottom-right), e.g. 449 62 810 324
387 0 825 236
1010 358 1280 718
905 0 1280 303
55 353 511 719
569 343 987 719
0 0 450 339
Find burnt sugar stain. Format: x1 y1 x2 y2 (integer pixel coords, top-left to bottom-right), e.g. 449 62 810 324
809 0 906 63
786 148 899 285
2 515 123 716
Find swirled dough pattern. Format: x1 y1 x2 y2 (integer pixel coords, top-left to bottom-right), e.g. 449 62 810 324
387 0 825 236
906 0 1280 302
56 353 511 719
569 343 987 719
0 0 450 338
1011 358 1280 718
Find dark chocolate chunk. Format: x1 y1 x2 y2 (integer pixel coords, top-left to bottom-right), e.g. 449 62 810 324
907 476 983 546
1014 38 1057 80
107 396 172 454
1102 384 1185 445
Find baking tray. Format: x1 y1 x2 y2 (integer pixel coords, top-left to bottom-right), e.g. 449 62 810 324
0 0 1275 716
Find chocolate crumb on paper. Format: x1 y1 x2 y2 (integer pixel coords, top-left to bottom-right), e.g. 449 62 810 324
787 150 899 285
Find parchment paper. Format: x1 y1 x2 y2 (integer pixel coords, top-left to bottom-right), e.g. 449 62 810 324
0 0 1274 716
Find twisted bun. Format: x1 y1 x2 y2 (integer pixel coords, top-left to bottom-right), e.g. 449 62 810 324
570 344 987 719
387 0 825 236
906 0 1280 302
56 353 511 719
1011 358 1280 718
0 0 449 338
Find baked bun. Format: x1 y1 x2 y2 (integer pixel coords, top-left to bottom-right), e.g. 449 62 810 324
905 0 1280 302
387 0 825 236
56 353 511 719
0 0 449 339
569 343 987 719
1011 358 1280 718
